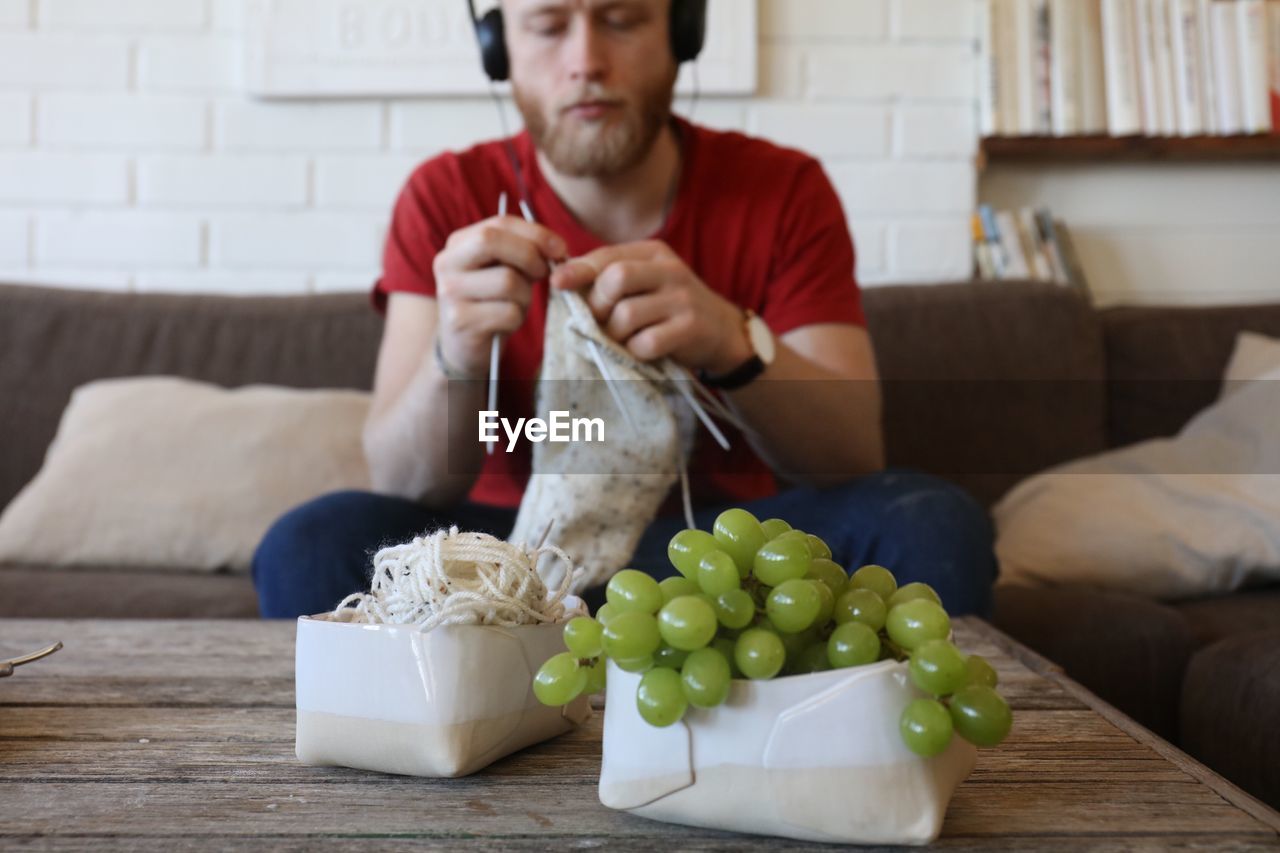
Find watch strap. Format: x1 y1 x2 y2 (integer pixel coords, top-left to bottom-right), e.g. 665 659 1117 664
698 354 766 391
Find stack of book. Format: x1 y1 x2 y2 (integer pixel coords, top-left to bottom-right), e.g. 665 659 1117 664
972 206 1088 290
979 0 1280 137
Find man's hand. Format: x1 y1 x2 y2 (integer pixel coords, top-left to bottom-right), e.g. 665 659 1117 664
549 240 751 375
432 215 568 376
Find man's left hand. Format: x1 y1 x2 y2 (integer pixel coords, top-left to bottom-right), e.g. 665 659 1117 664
549 240 752 375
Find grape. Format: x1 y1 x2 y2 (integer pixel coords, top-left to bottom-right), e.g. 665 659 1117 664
965 654 999 688
697 550 741 596
606 569 663 615
735 628 786 680
812 579 835 625
793 642 831 674
659 576 700 604
614 655 655 673
584 658 607 693
909 639 968 696
887 581 943 610
711 636 741 677
849 564 898 601
595 602 618 626
681 647 732 708
806 534 833 561
806 558 848 597
900 698 954 757
712 588 755 630
827 621 880 668
636 667 688 727
760 518 792 540
950 685 1012 747
563 616 603 659
885 598 951 651
765 578 821 633
654 645 690 670
713 508 767 577
667 529 719 581
753 536 813 587
602 611 661 660
657 596 718 651
834 587 887 631
533 652 588 706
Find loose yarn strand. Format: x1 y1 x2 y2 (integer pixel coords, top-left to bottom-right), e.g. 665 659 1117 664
334 528 584 629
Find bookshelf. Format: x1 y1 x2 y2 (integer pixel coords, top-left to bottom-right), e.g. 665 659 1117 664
981 134 1280 164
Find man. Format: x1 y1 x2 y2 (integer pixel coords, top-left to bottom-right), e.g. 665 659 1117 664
252 0 995 618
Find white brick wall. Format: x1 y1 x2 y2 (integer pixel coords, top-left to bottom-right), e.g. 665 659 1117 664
0 0 982 293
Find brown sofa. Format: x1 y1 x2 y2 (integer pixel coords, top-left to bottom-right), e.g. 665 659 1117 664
1 279 1277 808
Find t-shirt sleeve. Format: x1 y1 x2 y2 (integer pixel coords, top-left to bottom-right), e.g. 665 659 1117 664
760 158 865 336
371 154 466 314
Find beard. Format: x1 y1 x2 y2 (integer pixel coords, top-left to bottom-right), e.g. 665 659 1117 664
514 68 678 178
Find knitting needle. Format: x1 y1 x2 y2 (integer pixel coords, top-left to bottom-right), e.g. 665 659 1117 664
0 641 62 678
486 193 508 456
515 199 638 432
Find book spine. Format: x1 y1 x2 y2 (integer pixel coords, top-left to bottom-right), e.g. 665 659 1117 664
1052 220 1090 294
1152 0 1179 134
1102 0 1144 133
1018 207 1054 281
1133 0 1161 134
994 210 1032 278
1197 0 1220 132
995 0 1023 135
1171 0 1205 135
978 0 999 135
1035 210 1073 286
979 205 1010 277
1212 0 1243 133
972 213 996 279
1080 0 1111 132
1270 0 1280 132
1034 0 1054 133
1051 0 1081 134
1013 0 1039 134
1238 0 1273 132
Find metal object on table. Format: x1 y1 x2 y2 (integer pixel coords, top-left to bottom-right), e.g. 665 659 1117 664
0 641 62 677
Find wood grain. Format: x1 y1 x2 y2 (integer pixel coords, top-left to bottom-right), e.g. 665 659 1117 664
1 618 1276 850
980 134 1280 164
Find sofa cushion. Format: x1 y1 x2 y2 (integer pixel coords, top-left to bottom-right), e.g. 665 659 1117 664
1174 587 1280 645
0 283 381 513
1180 630 1280 811
0 565 259 618
992 585 1194 742
0 377 371 574
1103 301 1280 447
864 281 1108 507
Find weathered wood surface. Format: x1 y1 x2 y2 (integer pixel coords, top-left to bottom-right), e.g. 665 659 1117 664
1 618 1276 851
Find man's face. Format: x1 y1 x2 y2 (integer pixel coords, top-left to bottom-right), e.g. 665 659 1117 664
503 0 679 177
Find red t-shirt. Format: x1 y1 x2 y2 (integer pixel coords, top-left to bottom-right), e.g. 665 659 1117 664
374 117 865 510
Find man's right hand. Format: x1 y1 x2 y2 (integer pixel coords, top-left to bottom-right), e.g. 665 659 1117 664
432 215 568 377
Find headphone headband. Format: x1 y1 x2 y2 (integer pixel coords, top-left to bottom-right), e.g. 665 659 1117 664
467 0 707 83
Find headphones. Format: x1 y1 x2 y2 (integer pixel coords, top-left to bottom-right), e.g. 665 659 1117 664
466 0 708 82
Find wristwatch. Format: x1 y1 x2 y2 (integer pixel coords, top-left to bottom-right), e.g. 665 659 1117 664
699 310 776 391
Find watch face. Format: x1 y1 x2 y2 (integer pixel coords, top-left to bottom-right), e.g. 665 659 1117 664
748 316 776 365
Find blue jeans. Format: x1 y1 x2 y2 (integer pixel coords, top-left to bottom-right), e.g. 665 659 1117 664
251 470 997 619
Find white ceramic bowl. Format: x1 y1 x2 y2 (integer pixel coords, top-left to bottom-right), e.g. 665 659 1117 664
599 658 976 845
295 611 590 778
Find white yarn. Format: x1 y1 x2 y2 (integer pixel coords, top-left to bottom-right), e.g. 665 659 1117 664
334 527 585 629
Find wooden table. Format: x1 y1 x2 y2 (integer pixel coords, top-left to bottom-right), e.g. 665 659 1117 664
2 618 1278 851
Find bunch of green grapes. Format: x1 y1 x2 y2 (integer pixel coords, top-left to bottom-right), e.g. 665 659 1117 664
533 508 1012 756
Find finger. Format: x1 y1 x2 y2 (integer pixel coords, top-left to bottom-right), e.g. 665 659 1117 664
588 261 667 321
626 314 695 363
604 291 670 344
550 240 669 291
442 266 533 310
446 221 565 280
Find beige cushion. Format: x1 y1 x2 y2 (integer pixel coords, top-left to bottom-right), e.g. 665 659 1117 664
1221 331 1280 399
0 377 371 573
993 362 1280 600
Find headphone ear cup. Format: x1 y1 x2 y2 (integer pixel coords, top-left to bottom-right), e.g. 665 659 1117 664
670 0 708 64
475 8 510 82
